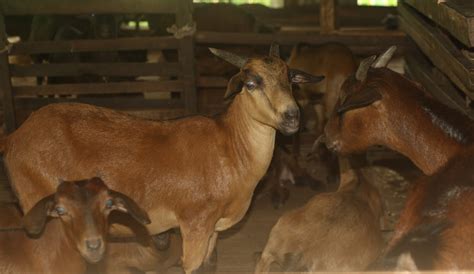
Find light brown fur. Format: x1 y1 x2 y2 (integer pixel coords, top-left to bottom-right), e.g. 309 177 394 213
3 53 306 273
254 170 384 273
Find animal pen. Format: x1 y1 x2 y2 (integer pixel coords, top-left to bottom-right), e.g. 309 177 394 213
0 0 474 272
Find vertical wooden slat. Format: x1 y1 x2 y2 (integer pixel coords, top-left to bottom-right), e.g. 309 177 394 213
320 0 336 34
0 13 15 132
176 0 197 114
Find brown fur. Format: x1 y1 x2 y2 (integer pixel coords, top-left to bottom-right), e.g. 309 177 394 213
254 170 384 272
0 178 149 274
324 67 474 175
3 54 303 273
288 42 357 133
387 148 474 270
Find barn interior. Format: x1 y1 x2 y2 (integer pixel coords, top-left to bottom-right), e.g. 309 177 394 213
0 0 473 273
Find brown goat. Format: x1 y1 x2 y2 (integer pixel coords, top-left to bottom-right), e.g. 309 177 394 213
0 177 150 274
383 148 474 270
288 42 357 134
324 46 474 175
254 169 384 273
2 45 324 274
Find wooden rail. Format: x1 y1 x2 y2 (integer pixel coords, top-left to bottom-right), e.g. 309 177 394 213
399 3 474 99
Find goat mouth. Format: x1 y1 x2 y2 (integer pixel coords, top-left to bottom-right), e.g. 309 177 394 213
81 249 105 264
279 121 299 135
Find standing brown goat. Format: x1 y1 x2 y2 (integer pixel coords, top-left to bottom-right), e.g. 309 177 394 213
0 177 150 274
254 169 384 273
324 46 474 175
288 42 357 134
2 44 324 274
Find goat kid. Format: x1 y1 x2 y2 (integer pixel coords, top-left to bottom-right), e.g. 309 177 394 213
0 177 150 274
2 44 324 274
324 46 474 175
254 169 384 273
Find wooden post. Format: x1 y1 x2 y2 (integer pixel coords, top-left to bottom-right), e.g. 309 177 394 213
176 0 197 114
320 0 336 34
0 13 16 133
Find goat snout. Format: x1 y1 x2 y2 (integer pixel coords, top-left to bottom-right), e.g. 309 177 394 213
85 238 102 251
279 108 300 135
283 108 300 123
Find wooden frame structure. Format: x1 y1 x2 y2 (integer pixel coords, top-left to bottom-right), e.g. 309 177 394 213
399 0 474 116
0 0 197 133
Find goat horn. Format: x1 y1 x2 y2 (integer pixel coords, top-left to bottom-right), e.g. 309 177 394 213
355 55 377 82
269 42 280 58
372 45 397 68
209 48 248 68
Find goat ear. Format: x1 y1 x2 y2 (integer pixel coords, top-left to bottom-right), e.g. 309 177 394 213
109 190 151 225
337 88 382 114
224 72 244 100
290 69 325 84
22 194 55 236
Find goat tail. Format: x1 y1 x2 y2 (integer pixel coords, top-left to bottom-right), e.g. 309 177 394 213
370 221 451 271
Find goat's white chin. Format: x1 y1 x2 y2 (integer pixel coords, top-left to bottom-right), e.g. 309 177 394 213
279 124 299 136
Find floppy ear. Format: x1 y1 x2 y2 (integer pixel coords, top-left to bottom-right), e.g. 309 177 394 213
109 190 151 225
290 69 325 84
337 88 382 114
22 194 55 236
223 72 244 100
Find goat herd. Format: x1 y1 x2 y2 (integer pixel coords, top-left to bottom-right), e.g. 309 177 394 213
0 42 473 274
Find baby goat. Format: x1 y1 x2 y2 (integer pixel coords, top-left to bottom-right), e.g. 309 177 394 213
0 177 150 274
254 169 384 272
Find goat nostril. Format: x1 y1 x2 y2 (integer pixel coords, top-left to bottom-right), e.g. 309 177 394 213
284 109 300 121
86 239 102 251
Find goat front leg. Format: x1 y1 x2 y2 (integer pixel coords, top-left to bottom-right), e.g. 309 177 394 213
200 231 218 272
180 223 214 274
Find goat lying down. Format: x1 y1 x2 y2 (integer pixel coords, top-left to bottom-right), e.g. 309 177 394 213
1 44 324 273
254 169 384 273
0 177 150 274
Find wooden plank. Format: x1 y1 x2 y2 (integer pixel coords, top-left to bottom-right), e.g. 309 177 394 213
13 80 184 96
10 62 181 77
1 0 176 15
320 0 336 34
195 30 408 46
9 36 179 55
399 3 474 99
197 77 228 88
404 51 474 119
15 97 184 110
176 0 197 114
404 0 474 47
0 15 16 133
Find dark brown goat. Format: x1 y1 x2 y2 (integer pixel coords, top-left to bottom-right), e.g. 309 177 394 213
0 177 150 274
384 149 474 270
254 169 384 273
2 45 324 274
324 46 474 175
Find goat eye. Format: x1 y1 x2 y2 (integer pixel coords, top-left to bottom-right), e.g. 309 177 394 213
105 199 114 209
245 81 257 91
55 206 66 216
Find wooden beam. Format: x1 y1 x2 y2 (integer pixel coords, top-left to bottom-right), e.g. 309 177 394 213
405 52 474 119
197 77 228 88
0 14 15 133
176 0 197 114
13 80 184 96
1 0 176 15
15 97 184 110
320 0 336 34
9 36 179 55
399 3 474 98
404 0 474 47
10 62 181 77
